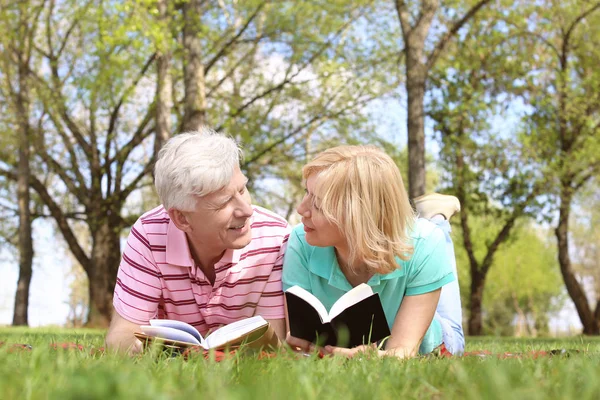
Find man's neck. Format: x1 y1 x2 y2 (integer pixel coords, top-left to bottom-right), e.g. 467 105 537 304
187 238 225 285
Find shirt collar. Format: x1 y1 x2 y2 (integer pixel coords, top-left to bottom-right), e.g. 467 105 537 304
307 246 404 290
165 219 242 268
165 220 195 267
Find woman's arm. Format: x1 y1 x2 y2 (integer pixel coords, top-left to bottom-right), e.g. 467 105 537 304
324 289 441 359
383 289 441 357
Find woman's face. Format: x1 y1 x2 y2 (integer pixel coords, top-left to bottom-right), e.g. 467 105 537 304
297 174 345 248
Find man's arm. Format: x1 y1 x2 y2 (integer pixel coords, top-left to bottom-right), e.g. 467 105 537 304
264 318 286 344
105 310 143 354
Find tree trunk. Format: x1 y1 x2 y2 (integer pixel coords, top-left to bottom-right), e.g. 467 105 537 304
395 0 438 199
555 187 599 334
12 6 34 326
13 88 34 327
86 219 122 327
154 0 172 154
182 0 207 132
512 291 526 337
468 269 485 335
406 61 427 198
454 135 484 335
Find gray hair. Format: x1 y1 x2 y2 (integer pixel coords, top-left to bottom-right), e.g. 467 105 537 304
154 127 243 211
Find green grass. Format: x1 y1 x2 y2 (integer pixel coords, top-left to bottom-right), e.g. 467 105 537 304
2 328 600 400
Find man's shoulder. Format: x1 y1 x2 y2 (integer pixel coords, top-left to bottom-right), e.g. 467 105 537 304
128 205 170 236
139 205 169 223
251 206 289 229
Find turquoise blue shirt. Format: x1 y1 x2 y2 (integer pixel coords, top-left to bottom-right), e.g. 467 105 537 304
282 218 455 354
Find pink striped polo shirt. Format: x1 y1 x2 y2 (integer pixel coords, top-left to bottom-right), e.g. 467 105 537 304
113 204 290 335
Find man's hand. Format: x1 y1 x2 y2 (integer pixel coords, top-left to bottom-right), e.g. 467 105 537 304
265 318 287 343
105 311 144 355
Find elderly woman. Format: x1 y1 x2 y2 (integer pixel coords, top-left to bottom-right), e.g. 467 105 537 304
283 145 464 358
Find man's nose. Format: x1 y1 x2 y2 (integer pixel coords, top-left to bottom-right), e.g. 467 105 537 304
234 194 253 217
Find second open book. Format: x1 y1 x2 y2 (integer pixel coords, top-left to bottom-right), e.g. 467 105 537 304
134 315 279 351
285 283 391 348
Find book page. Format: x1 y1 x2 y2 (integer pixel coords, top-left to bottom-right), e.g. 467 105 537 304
329 283 374 320
285 285 330 322
140 326 202 346
149 319 205 345
205 315 267 349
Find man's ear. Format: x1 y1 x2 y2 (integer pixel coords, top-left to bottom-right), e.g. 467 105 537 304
168 208 191 232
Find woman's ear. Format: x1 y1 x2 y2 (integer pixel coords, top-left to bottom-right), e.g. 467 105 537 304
168 209 192 232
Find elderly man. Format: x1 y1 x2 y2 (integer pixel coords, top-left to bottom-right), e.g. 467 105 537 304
106 129 290 353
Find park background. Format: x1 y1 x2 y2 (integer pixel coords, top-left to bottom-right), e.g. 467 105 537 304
0 0 599 340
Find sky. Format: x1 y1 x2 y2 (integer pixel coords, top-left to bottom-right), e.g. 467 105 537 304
1 219 73 326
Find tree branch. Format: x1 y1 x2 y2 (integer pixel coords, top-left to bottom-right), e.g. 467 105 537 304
242 87 379 168
206 31 263 97
115 124 155 194
0 167 90 270
479 185 541 276
394 0 412 39
115 154 156 209
216 15 358 130
563 2 600 55
104 53 156 196
26 58 93 158
426 0 493 70
106 53 157 140
109 102 156 168
33 94 87 188
32 211 88 221
30 126 89 208
204 2 266 75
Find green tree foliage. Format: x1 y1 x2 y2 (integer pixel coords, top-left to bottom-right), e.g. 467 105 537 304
392 0 493 198
0 0 401 326
454 217 563 336
427 1 545 335
0 0 47 326
517 0 600 334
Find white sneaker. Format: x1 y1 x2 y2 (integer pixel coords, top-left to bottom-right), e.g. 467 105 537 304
414 193 460 220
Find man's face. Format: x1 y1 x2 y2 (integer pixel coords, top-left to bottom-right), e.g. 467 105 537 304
179 166 254 255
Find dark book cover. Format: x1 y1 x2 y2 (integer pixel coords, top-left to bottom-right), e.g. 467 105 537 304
285 291 391 348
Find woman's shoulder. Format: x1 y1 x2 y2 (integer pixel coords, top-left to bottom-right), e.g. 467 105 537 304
409 218 444 241
291 223 308 240
404 218 447 265
289 223 314 252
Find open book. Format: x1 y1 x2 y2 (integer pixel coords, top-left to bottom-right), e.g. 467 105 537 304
134 315 279 351
285 283 390 348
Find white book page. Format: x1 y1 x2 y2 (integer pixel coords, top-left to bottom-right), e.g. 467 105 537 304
205 315 267 349
286 285 330 322
329 283 374 320
140 326 202 346
149 319 205 345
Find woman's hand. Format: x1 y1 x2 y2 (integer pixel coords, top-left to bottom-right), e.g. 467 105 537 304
323 344 416 359
286 332 315 353
322 344 381 358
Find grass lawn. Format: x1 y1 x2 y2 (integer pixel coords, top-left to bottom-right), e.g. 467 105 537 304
1 327 600 400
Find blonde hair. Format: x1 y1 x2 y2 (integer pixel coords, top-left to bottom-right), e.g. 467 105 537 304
303 145 415 274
